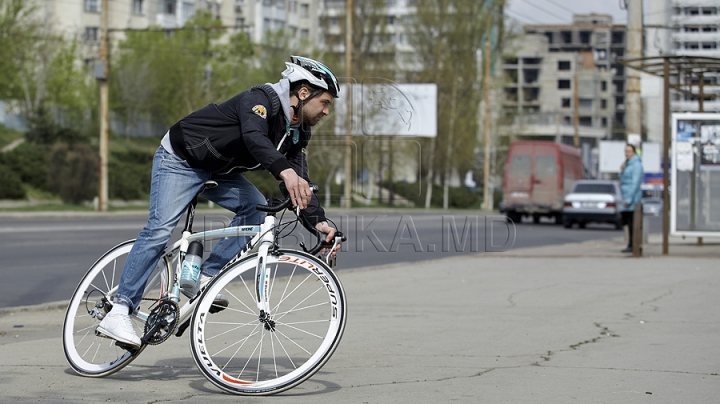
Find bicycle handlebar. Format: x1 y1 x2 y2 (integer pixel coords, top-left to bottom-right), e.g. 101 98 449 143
254 184 346 256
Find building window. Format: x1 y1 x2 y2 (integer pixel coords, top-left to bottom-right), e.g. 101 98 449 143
84 26 99 42
601 117 608 127
601 99 607 109
163 0 175 15
561 31 572 43
558 80 571 89
132 0 143 15
579 117 592 127
85 0 99 13
300 28 309 39
579 31 591 44
579 99 593 108
235 17 245 27
702 42 717 50
277 0 285 9
558 61 571 71
300 3 309 17
182 2 194 18
561 98 571 108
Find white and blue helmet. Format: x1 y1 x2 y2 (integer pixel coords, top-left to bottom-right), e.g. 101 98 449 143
282 55 339 98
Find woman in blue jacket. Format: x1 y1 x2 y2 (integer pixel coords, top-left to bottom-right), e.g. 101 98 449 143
620 144 643 253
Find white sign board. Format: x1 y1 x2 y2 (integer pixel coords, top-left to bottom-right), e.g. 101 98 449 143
599 140 661 174
671 112 720 237
598 141 626 173
334 81 437 137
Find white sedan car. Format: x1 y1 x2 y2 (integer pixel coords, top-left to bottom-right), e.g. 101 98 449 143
562 180 623 229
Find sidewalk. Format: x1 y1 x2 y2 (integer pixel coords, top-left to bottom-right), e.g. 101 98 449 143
1 240 719 403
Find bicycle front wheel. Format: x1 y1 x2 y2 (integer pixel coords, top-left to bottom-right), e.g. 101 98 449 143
62 240 172 377
190 250 347 395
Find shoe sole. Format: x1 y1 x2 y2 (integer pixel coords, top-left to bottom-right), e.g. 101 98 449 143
95 327 141 348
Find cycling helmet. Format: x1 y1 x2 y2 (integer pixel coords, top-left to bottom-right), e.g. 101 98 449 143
282 55 340 98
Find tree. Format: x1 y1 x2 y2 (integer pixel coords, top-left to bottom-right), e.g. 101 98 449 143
111 11 259 128
0 0 93 124
407 0 505 207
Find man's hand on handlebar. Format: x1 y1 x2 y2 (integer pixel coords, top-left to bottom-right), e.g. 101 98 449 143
279 168 311 210
315 221 341 258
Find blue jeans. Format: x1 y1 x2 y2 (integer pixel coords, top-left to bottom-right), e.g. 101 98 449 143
114 146 267 309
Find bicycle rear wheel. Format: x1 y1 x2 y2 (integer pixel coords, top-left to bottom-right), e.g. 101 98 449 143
62 240 172 377
190 250 347 395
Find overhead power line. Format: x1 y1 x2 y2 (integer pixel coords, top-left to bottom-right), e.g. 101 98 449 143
516 0 570 23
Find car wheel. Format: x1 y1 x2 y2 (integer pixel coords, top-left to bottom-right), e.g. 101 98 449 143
563 219 572 229
506 211 521 224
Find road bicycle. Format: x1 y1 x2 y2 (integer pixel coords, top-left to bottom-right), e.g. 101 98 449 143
62 181 347 395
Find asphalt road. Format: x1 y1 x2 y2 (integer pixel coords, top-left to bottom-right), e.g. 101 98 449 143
0 211 660 308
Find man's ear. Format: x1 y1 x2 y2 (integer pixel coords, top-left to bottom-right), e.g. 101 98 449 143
297 86 310 101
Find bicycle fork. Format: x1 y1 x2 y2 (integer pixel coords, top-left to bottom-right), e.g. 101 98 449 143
254 216 276 331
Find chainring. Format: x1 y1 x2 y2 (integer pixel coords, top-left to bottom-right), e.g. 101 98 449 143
143 299 179 345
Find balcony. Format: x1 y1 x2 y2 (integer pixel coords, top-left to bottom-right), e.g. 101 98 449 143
671 14 720 26
672 99 720 112
155 14 178 28
671 32 720 42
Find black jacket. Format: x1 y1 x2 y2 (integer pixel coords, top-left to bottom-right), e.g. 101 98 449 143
168 84 327 225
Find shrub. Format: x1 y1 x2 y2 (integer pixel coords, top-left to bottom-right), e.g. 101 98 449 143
109 149 153 200
0 163 27 199
47 142 98 204
1 142 51 191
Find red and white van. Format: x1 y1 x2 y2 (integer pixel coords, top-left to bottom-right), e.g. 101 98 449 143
500 140 584 223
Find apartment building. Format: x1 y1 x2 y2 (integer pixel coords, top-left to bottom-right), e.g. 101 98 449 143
320 0 420 79
503 34 615 147
643 0 720 143
523 14 628 139
42 0 321 64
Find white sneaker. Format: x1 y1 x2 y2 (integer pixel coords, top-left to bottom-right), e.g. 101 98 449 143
96 310 142 348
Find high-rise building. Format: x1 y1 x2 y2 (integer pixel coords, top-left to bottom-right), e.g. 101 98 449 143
42 0 321 66
643 0 720 143
523 14 628 140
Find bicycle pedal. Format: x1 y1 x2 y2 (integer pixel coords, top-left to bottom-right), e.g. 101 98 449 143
114 341 140 352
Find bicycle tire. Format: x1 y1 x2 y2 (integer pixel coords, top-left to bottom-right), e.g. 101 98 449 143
63 240 172 377
189 250 347 395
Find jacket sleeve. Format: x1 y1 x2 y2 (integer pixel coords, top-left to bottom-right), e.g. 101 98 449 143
280 131 328 228
238 89 292 178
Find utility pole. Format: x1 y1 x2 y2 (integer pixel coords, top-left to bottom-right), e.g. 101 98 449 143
573 56 580 148
98 0 109 212
626 0 643 141
343 0 353 209
482 31 492 211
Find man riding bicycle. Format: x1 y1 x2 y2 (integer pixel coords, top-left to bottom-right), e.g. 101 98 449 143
97 56 342 348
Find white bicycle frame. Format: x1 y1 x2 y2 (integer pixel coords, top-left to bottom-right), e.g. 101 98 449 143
133 213 279 326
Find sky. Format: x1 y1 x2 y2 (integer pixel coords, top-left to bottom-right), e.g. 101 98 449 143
504 0 629 25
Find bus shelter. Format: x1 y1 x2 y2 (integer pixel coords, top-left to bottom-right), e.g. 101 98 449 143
617 56 720 254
